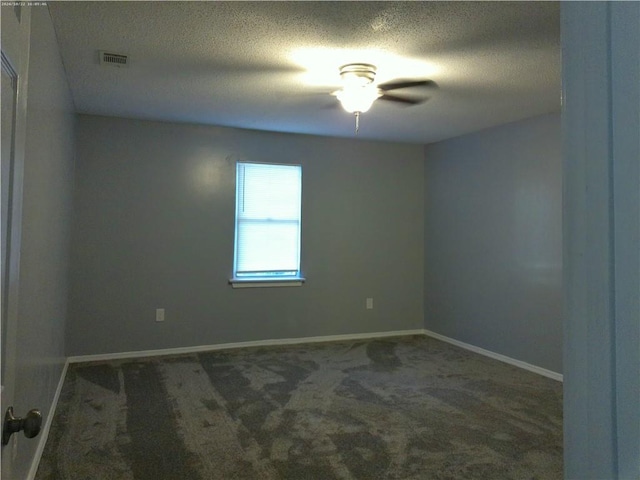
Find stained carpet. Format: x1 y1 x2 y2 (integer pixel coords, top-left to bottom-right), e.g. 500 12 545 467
35 335 562 479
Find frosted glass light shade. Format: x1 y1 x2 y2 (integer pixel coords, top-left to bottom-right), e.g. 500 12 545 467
336 85 379 113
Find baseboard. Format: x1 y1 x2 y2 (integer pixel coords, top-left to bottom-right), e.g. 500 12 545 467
67 329 427 364
67 327 562 380
423 329 563 382
27 359 69 480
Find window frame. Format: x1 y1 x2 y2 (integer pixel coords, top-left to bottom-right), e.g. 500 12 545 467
230 161 305 288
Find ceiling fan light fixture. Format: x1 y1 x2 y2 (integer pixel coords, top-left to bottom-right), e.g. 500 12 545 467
336 84 380 113
335 63 380 113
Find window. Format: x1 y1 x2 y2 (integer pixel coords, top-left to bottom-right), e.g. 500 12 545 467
231 162 303 287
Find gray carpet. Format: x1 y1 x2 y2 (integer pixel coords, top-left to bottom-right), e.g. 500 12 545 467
36 335 562 479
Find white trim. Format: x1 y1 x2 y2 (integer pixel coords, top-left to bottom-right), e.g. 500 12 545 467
67 329 426 363
423 329 563 382
229 278 305 288
27 359 69 480
67 330 564 382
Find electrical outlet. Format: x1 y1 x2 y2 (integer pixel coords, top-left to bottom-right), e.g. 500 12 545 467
156 308 165 322
366 298 374 310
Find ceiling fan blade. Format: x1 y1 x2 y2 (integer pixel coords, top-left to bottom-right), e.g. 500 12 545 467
377 79 436 91
321 101 341 110
378 93 427 105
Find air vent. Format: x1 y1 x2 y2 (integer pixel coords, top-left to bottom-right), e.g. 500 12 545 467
99 51 129 68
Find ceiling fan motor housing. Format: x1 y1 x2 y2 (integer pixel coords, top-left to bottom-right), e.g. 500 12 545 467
339 63 377 86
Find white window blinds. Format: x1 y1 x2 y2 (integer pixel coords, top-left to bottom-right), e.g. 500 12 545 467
234 162 302 278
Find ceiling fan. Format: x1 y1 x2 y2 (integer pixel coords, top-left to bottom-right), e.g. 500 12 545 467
332 63 435 133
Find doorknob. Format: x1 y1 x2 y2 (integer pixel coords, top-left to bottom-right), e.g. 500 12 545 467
2 407 42 446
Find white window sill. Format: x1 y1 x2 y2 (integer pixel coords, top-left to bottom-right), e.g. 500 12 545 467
229 277 305 289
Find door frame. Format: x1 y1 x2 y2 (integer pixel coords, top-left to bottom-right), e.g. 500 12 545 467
0 3 31 463
2 51 19 401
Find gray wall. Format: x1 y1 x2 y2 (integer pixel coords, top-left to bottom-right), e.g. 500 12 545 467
423 113 562 373
67 115 425 356
1 5 76 479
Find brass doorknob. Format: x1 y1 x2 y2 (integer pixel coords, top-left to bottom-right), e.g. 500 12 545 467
2 407 42 446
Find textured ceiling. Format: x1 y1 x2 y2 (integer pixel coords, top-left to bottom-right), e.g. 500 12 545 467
48 1 561 144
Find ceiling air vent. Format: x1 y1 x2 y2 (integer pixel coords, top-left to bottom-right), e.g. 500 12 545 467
99 51 129 68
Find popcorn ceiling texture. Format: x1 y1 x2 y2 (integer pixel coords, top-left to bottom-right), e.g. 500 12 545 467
48 2 560 144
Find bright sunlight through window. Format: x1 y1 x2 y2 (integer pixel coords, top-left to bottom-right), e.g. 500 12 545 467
232 162 303 286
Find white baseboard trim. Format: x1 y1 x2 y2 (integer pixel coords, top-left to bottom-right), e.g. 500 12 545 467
423 329 563 382
66 327 562 381
27 359 69 480
67 329 427 364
